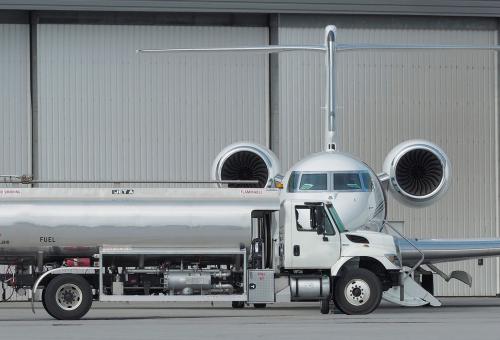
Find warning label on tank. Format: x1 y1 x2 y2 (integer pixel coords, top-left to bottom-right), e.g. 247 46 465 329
112 189 135 195
240 189 264 195
0 189 21 196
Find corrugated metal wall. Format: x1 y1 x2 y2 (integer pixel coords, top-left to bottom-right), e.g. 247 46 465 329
0 24 30 181
278 15 498 296
36 24 269 186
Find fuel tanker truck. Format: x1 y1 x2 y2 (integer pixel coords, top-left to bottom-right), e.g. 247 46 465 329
0 180 403 320
5 24 500 320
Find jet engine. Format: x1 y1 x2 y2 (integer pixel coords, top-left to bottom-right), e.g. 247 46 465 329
212 142 281 188
382 140 451 206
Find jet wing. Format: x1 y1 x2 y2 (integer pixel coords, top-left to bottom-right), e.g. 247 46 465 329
397 238 500 266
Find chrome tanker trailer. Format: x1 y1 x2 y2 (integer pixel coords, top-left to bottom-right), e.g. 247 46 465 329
0 186 402 320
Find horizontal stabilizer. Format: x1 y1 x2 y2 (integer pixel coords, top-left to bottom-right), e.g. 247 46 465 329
337 43 500 51
138 44 500 55
137 45 326 54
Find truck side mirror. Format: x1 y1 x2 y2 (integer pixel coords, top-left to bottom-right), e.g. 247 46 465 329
314 208 325 235
316 224 325 235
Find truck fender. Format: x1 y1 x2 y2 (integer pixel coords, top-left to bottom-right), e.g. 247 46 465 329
331 256 399 277
31 267 98 314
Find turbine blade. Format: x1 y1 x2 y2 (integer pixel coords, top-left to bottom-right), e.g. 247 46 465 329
137 45 326 54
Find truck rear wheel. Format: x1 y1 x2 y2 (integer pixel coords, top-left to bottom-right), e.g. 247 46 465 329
232 301 245 309
43 274 93 320
41 289 56 319
253 303 266 308
334 268 382 315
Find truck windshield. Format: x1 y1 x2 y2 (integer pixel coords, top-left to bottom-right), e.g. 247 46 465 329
327 204 346 233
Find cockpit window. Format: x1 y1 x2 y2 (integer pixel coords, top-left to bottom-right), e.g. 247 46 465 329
288 170 375 193
360 172 374 192
287 171 300 192
333 172 362 191
299 173 328 191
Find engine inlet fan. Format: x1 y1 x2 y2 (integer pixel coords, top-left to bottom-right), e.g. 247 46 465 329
395 149 443 197
212 142 281 188
383 140 450 206
220 151 269 188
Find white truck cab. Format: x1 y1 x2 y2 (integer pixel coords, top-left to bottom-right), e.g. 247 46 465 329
281 200 341 269
278 199 401 314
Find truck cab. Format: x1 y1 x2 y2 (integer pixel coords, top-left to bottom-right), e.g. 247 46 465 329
276 199 401 314
280 200 341 269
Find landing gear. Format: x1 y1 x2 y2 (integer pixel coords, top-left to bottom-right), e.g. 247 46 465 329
232 301 245 309
334 268 382 315
320 298 330 314
43 274 93 320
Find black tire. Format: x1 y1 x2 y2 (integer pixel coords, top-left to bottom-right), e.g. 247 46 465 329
332 298 343 313
232 301 245 309
334 268 382 315
253 303 266 308
320 298 330 314
43 274 93 320
41 289 56 319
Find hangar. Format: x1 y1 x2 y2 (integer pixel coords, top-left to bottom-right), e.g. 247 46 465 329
0 1 498 297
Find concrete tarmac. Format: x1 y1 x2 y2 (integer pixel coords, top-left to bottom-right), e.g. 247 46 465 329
0 298 499 340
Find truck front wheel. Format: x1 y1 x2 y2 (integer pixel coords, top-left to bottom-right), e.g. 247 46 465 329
334 268 382 315
43 274 93 320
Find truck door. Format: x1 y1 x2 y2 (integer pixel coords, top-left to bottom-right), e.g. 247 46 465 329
290 204 341 269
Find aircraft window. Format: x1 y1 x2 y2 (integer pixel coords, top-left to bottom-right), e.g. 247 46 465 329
299 173 328 191
333 172 362 191
295 206 335 235
360 172 374 192
288 171 300 192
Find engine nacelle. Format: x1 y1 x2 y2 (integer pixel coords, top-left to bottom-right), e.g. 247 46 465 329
382 140 451 206
212 142 281 188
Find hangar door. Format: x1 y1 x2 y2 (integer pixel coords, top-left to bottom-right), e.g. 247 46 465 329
0 24 30 182
0 23 30 301
36 24 269 185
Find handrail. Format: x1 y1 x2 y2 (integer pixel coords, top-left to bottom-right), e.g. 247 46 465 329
0 175 259 186
383 221 425 276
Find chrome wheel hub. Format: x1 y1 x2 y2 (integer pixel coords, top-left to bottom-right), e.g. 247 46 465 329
56 283 83 311
344 279 370 306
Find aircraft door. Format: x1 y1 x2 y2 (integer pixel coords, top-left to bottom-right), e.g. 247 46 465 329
290 203 341 269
